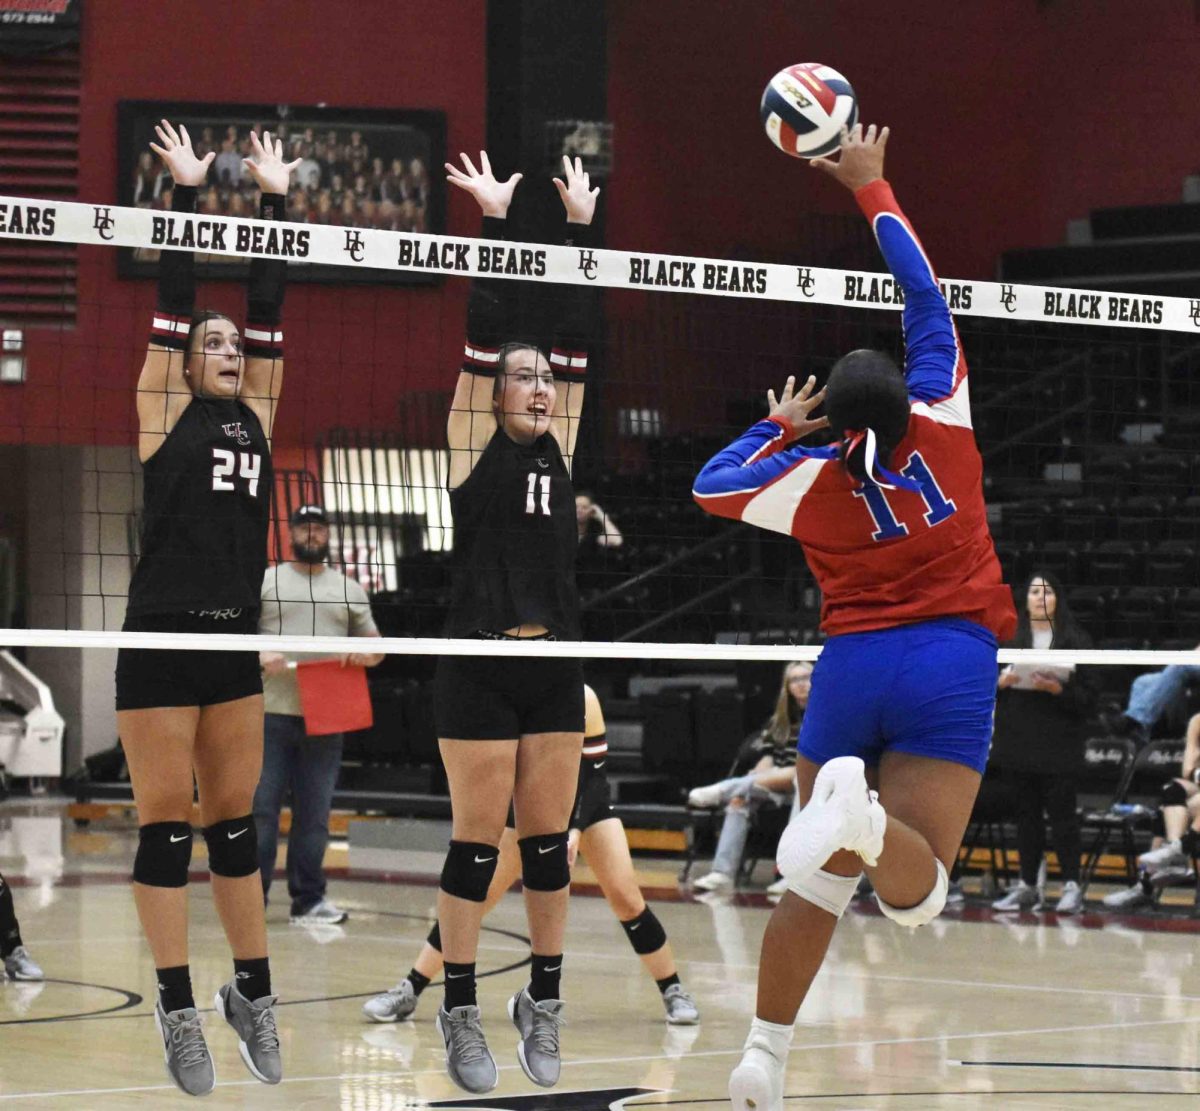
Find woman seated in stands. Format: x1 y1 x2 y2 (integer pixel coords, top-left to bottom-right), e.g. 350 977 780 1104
991 571 1096 915
1104 713 1200 909
688 661 811 891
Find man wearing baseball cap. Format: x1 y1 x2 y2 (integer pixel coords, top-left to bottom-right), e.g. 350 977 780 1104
254 505 383 925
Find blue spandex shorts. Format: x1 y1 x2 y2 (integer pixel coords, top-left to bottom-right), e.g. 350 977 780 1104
797 618 998 775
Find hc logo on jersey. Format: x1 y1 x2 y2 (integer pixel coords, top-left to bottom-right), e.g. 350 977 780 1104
796 268 815 297
577 249 598 281
222 422 252 446
1190 300 1200 328
93 207 115 241
344 230 365 262
999 284 1018 314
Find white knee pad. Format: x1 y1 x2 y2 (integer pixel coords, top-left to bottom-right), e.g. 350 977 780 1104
787 868 861 918
875 858 949 928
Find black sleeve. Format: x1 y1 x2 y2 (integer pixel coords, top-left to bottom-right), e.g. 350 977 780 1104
549 220 600 385
243 193 287 361
1059 630 1099 720
149 185 197 350
460 216 516 378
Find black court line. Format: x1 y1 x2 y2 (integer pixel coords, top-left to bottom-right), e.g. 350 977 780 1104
0 979 142 1026
1 910 529 1026
956 1059 1200 1074
628 1091 1198 1105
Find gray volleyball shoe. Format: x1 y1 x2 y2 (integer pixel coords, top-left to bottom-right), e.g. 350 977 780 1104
3 945 44 981
362 979 418 1023
509 986 566 1088
436 1004 498 1093
662 983 700 1025
214 981 282 1084
154 1001 216 1097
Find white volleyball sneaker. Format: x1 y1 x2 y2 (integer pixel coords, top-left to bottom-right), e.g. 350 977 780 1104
775 756 885 883
729 1018 793 1111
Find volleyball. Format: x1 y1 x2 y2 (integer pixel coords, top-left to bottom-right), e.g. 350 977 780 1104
760 62 858 159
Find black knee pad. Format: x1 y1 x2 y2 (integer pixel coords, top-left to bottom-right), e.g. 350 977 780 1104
134 821 193 887
440 840 499 902
518 832 570 892
203 816 258 877
620 906 668 955
1162 780 1189 807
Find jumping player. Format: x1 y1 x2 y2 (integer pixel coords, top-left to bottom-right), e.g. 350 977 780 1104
116 120 296 1096
1 870 43 981
362 686 700 1027
692 125 1016 1111
431 151 599 1093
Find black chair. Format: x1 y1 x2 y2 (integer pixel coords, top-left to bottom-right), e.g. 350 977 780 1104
1174 588 1200 635
1067 586 1111 639
1057 497 1113 545
639 690 697 783
1001 501 1055 545
1076 736 1139 894
1080 738 1184 896
1114 496 1170 544
1084 541 1142 588
1169 496 1200 543
1032 540 1080 582
1134 452 1191 498
1145 541 1199 590
1107 587 1169 643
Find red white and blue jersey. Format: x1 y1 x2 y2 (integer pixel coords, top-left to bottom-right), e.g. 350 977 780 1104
693 180 1016 642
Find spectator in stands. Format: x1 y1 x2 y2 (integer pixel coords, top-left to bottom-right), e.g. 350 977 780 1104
576 492 624 552
990 571 1096 915
213 136 245 186
687 661 811 891
132 151 166 206
254 505 384 926
1104 712 1200 909
1109 657 1200 747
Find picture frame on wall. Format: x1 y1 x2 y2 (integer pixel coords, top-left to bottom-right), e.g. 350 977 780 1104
117 99 446 284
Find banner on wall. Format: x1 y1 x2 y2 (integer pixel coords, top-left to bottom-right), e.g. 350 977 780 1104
0 0 81 56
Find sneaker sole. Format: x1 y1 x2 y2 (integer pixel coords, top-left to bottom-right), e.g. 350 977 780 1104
154 1007 216 1097
362 1003 410 1023
729 1057 779 1111
665 1013 700 1026
214 989 279 1085
437 1010 499 1094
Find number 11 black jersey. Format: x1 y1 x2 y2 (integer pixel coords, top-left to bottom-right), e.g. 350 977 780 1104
445 429 580 640
127 397 272 617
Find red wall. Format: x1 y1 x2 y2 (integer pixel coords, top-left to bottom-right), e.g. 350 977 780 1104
606 0 1200 279
5 0 486 449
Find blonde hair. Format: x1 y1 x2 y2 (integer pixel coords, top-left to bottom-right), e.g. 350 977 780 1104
764 661 812 745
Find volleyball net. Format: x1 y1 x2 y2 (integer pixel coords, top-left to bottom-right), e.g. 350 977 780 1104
1 191 1199 679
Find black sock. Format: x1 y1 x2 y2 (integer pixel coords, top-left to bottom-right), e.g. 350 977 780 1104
0 875 21 959
655 973 681 995
443 961 476 1010
529 953 563 1002
407 968 431 997
156 964 195 1013
233 956 272 1002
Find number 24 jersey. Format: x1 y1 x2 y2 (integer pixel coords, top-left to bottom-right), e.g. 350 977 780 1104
127 397 272 617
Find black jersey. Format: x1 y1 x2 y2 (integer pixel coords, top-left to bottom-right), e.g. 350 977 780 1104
127 398 272 616
445 428 580 639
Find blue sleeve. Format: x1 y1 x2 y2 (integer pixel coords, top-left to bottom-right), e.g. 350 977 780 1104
872 209 961 405
693 419 830 509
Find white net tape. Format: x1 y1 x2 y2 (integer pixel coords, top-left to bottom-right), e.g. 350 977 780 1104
2 195 1198 331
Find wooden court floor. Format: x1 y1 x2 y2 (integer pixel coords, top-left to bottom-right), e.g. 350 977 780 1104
3 803 1200 1109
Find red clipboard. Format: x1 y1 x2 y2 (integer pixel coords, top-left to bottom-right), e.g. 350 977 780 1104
294 659 374 736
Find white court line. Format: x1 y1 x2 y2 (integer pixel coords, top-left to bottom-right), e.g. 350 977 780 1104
4 1009 1200 1101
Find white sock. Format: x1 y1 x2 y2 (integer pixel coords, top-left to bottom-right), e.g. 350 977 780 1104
745 1016 794 1059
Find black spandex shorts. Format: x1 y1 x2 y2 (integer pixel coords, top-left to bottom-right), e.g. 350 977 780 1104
505 755 614 831
116 609 263 711
434 651 584 740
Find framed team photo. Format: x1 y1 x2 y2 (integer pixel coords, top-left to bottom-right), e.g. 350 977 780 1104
116 99 446 284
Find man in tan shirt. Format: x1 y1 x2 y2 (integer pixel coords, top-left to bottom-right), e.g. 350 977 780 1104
254 505 383 925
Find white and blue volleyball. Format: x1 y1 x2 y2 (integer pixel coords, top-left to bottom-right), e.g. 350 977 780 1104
760 63 858 159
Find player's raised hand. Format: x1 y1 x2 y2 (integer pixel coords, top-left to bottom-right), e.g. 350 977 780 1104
445 150 523 218
767 374 829 439
243 130 301 195
149 119 214 187
553 155 600 225
810 123 889 192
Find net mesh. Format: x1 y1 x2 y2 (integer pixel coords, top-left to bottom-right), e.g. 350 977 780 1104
2 191 1199 667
